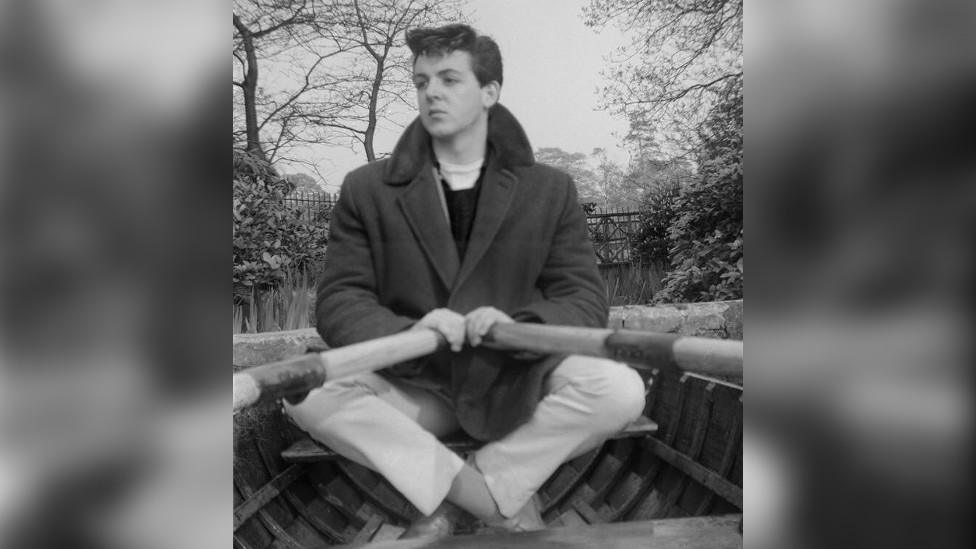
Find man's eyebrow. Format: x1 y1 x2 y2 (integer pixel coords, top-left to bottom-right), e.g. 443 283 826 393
413 67 463 80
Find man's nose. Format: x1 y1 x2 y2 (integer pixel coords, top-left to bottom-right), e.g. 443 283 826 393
424 80 443 101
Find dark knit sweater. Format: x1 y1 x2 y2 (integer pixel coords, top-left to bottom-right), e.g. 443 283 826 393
440 174 483 260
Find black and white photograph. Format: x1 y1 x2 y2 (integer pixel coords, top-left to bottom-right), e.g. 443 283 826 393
232 0 743 546
1 1 973 549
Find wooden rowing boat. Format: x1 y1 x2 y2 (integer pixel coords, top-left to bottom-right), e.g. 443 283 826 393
233 306 742 548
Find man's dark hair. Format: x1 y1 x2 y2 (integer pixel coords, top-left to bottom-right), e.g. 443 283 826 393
405 24 503 87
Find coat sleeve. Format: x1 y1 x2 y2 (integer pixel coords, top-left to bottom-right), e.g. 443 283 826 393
511 178 609 328
314 177 415 347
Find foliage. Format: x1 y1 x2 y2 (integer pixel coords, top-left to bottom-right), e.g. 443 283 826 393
632 180 680 266
591 147 632 209
535 147 598 201
654 76 742 303
629 156 695 267
584 0 743 302
285 172 324 193
622 153 694 201
584 0 742 155
535 146 637 210
233 148 328 300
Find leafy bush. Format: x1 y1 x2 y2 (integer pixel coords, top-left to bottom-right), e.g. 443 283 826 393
653 77 743 303
632 181 679 266
233 149 328 301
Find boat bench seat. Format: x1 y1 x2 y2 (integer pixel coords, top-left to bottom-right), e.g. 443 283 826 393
281 415 658 463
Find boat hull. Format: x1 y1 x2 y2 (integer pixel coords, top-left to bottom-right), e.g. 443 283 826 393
233 303 743 547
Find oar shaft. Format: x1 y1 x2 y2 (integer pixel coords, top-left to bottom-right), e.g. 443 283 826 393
233 329 444 412
233 323 743 413
485 323 742 378
320 329 444 380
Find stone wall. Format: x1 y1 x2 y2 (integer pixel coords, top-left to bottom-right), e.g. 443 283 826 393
609 300 742 340
233 328 322 369
233 300 742 367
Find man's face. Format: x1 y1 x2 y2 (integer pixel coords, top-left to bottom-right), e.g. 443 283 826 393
413 50 497 143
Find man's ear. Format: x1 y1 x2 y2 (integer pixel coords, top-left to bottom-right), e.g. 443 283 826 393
481 81 500 108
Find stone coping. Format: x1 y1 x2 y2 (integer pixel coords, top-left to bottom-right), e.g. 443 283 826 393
233 300 742 368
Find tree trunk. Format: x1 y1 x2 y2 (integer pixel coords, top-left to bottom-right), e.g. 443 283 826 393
363 56 384 163
234 14 267 162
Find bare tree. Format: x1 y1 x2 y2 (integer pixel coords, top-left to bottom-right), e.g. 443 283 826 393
233 0 315 161
583 0 742 154
590 148 629 210
535 147 599 202
233 0 466 166
304 0 466 161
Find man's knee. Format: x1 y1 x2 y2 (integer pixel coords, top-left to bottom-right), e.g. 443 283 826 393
283 374 380 432
554 356 647 431
594 362 646 429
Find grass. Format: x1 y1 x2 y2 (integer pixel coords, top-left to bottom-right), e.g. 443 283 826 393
601 260 666 306
234 269 315 334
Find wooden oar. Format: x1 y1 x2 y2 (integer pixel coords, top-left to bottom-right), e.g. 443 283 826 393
483 323 743 379
233 323 743 412
233 329 446 413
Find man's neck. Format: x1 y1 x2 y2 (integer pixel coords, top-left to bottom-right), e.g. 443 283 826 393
431 120 488 165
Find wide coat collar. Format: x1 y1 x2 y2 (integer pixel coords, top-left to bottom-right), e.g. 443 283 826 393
390 104 535 292
382 103 535 184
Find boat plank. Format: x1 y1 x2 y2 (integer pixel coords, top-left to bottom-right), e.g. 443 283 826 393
370 524 406 542
558 508 588 528
643 437 742 510
234 464 307 531
351 515 384 544
282 417 658 462
332 514 741 549
571 498 605 524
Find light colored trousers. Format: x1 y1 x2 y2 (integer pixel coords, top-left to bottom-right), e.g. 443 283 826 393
284 355 646 517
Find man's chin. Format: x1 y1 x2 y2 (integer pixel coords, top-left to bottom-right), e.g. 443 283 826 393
424 125 455 140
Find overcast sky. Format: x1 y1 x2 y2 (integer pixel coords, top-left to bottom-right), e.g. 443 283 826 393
468 0 630 161
282 0 631 191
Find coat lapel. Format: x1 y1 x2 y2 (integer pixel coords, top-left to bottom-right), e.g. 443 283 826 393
454 165 516 291
385 104 532 295
397 168 460 291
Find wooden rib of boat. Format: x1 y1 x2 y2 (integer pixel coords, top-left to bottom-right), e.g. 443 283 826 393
233 330 742 548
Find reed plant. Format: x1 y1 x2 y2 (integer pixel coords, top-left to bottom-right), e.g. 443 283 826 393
233 268 316 333
278 269 315 331
600 260 665 305
233 304 244 334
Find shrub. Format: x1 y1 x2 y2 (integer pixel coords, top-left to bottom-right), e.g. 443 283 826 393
233 149 328 302
653 77 743 303
632 181 679 266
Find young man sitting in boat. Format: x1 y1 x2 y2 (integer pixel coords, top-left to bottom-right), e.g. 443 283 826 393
283 23 646 540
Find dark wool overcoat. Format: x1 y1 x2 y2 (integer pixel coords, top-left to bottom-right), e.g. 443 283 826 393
315 104 608 441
